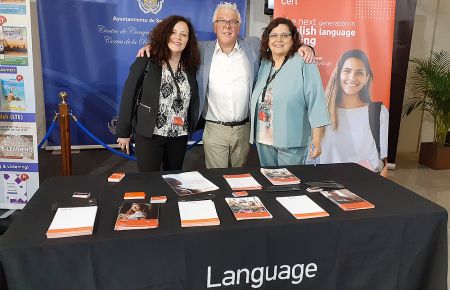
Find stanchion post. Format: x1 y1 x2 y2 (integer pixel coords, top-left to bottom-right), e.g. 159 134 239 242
59 91 72 176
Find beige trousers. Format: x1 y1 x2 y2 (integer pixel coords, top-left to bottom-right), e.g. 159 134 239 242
202 121 251 168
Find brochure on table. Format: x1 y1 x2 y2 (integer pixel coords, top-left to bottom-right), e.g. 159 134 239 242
276 195 329 219
178 199 220 227
223 173 262 191
260 168 301 185
47 206 98 239
225 196 272 220
44 169 380 237
114 202 159 230
163 171 219 196
321 189 375 211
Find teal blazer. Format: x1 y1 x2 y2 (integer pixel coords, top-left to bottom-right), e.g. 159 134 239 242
249 54 330 148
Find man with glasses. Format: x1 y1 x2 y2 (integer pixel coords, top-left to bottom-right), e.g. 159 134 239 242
138 2 314 168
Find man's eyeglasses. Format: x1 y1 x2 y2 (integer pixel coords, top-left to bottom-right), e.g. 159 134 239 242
268 33 292 39
215 19 240 27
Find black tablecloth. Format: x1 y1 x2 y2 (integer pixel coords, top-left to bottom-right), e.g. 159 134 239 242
0 163 447 290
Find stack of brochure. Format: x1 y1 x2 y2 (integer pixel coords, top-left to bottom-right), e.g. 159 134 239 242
223 173 262 191
72 192 91 199
46 206 98 239
225 196 272 220
108 173 125 182
163 171 219 196
123 192 145 200
114 202 159 230
260 168 301 185
178 200 220 227
320 189 375 211
150 196 167 204
276 195 329 219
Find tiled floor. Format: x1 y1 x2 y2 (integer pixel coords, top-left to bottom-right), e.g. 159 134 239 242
388 152 450 285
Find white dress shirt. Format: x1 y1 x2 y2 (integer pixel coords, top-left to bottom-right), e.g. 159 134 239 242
203 41 250 122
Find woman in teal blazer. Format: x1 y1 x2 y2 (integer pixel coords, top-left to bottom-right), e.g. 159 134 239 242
250 18 330 166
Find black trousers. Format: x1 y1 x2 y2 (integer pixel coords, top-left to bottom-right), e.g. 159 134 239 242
134 133 188 172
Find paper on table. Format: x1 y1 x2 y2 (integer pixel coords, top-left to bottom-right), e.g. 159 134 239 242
276 195 329 219
163 171 219 196
47 206 98 238
114 203 159 230
150 196 167 203
260 168 301 185
225 196 272 220
108 173 125 182
178 200 220 227
124 192 145 200
223 173 262 190
320 189 375 211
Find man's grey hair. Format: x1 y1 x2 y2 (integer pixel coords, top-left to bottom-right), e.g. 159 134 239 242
212 2 241 23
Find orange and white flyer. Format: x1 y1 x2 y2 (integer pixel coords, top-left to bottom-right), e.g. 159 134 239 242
260 168 301 185
276 195 329 219
178 200 220 227
223 173 262 191
163 171 219 196
123 192 145 200
46 206 97 239
108 173 125 183
114 202 159 230
150 195 167 204
225 196 272 221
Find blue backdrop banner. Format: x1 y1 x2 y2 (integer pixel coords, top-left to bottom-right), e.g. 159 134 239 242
37 0 247 146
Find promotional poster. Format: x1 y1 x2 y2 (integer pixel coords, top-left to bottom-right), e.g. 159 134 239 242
0 0 38 209
275 0 395 171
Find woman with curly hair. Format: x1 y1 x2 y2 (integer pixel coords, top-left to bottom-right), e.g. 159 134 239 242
249 17 329 166
117 15 200 172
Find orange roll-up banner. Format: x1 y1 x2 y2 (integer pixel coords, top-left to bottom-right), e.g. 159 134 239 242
275 0 396 171
275 0 395 106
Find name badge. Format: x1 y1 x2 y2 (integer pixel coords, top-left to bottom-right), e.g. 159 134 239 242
172 116 184 126
258 111 268 121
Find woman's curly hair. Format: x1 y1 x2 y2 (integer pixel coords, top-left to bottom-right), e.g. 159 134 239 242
260 17 302 63
147 15 200 74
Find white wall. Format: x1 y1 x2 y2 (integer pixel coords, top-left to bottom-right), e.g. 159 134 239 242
245 0 271 38
397 0 450 153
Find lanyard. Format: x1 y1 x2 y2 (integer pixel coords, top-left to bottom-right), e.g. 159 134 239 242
261 57 288 102
166 61 183 99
